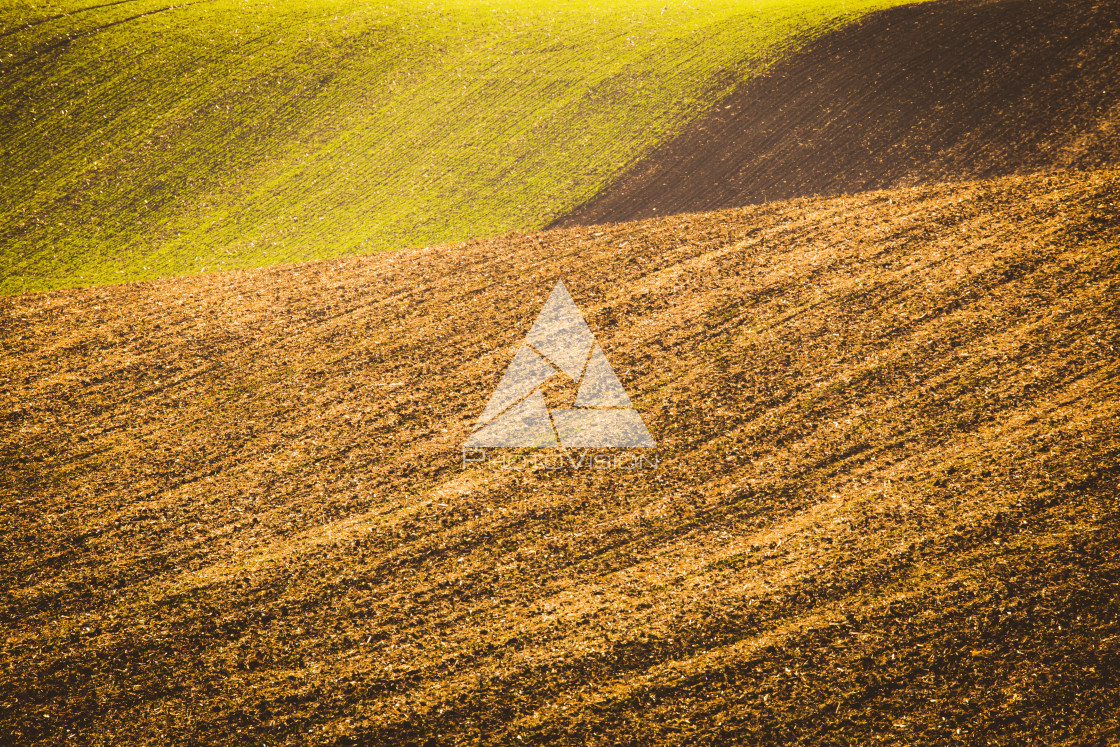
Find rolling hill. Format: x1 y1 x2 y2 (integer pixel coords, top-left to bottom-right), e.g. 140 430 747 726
0 0 918 296
2 166 1117 745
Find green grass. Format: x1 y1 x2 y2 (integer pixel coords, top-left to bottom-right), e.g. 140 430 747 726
1 0 916 295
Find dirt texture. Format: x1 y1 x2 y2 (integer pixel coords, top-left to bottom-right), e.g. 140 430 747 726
555 0 1120 227
2 168 1119 745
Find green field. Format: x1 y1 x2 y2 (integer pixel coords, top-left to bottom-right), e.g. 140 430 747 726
1 0 915 295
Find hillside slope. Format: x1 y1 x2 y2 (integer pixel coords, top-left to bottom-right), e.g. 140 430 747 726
2 167 1118 744
556 0 1120 227
0 0 916 296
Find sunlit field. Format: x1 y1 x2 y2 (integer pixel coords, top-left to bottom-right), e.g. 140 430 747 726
1 0 915 294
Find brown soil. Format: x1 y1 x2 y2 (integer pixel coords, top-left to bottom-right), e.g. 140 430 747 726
2 168 1119 745
554 0 1120 227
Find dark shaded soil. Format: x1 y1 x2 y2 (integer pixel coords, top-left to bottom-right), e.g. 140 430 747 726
554 0 1120 227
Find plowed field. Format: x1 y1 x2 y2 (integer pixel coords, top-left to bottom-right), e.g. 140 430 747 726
2 167 1118 744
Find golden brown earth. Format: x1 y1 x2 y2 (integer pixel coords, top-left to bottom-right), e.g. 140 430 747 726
2 167 1118 745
